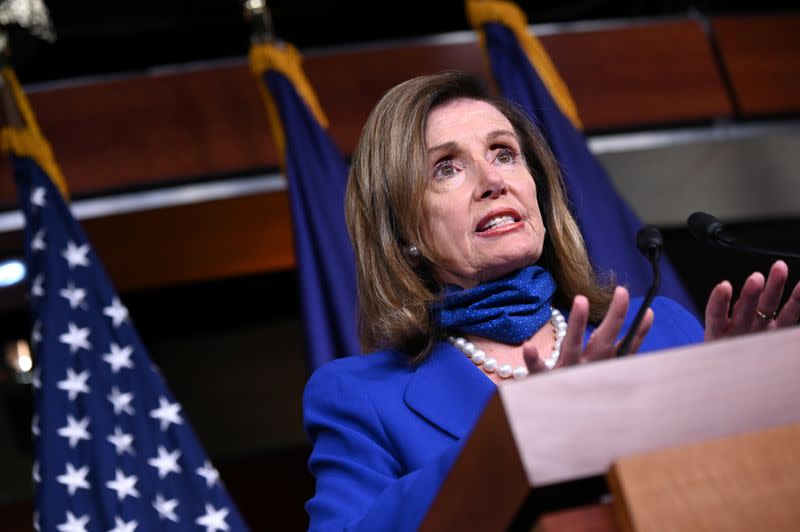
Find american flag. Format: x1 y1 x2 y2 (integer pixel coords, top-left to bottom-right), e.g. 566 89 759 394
13 153 251 531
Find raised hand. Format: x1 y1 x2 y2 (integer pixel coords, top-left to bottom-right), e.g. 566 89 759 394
705 260 800 341
523 286 654 372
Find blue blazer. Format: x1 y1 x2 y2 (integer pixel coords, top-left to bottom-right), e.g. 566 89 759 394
303 297 704 531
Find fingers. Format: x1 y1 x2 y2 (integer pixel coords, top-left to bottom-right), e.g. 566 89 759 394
729 272 765 334
753 260 788 331
581 286 630 362
625 308 655 355
705 281 732 341
557 295 589 367
775 280 800 328
521 343 548 375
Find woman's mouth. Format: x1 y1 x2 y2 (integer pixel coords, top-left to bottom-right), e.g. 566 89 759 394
475 210 523 234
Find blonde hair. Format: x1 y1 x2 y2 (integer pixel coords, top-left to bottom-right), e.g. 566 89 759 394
345 71 612 361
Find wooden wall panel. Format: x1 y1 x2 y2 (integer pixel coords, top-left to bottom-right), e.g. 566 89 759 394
87 191 296 292
544 20 732 130
712 15 800 117
29 66 275 195
304 42 489 157
0 191 295 297
0 19 739 207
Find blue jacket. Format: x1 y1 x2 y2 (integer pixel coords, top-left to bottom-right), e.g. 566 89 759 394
303 296 704 531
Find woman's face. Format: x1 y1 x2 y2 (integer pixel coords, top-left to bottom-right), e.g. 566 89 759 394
421 98 545 289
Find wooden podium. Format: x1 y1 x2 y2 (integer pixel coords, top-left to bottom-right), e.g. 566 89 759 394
420 327 800 531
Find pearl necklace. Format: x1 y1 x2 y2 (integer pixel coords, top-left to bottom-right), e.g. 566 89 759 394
448 307 567 380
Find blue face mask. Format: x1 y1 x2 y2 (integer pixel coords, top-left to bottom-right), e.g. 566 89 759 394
431 265 557 344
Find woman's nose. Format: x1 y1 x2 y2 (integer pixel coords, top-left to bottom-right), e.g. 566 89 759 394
475 162 508 200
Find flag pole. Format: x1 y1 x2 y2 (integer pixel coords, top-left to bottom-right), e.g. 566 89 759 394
0 17 70 199
0 34 26 129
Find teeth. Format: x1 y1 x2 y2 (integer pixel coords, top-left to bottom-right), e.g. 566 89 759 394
482 215 516 230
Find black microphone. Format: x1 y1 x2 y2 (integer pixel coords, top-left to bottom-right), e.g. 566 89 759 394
687 211 800 260
616 225 662 357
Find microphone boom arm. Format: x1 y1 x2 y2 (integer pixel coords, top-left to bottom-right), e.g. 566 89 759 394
616 253 660 357
616 225 663 357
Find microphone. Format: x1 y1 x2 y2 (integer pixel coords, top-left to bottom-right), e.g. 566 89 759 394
615 225 662 357
687 211 800 260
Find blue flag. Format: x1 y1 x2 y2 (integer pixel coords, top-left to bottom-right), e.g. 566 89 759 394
250 44 360 372
470 3 697 314
3 71 249 529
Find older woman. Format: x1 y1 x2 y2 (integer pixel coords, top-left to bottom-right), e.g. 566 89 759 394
303 71 800 530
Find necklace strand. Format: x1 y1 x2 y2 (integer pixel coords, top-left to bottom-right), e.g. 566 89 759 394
448 307 567 380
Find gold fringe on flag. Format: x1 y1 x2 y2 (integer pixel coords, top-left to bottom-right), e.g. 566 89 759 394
466 0 583 130
248 43 329 170
0 66 70 199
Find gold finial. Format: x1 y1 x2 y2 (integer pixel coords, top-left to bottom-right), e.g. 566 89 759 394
243 0 275 44
0 0 57 43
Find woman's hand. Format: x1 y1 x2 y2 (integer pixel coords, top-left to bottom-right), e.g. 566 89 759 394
523 286 654 372
705 260 800 341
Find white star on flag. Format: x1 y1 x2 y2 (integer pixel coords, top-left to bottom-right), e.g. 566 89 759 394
103 297 129 327
105 468 140 501
108 516 138 532
57 368 91 401
31 321 42 348
57 415 91 448
59 322 92 354
30 186 46 208
196 460 220 488
195 503 230 532
59 281 88 310
153 494 180 523
31 413 40 436
31 228 46 251
31 273 45 297
148 445 182 478
61 240 90 269
107 426 135 456
32 460 40 484
107 386 135 415
56 462 91 496
102 343 134 373
149 396 183 431
56 511 89 532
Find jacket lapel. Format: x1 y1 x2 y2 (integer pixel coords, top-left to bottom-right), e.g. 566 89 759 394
404 341 496 440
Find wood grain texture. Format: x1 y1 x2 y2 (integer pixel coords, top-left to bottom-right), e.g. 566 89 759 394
609 422 800 532
498 326 800 487
0 190 295 297
18 65 275 202
86 190 296 292
0 19 742 207
712 15 800 117
543 20 732 130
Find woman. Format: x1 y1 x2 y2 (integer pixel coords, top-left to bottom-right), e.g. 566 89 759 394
303 71 799 530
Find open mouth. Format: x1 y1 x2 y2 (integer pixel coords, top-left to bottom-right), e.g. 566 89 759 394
476 210 522 232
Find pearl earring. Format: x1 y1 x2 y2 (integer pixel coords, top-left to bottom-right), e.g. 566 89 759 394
406 244 421 258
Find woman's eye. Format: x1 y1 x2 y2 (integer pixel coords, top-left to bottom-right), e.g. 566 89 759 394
496 148 516 164
433 160 457 178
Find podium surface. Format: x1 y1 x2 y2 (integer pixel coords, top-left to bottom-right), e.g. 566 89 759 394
422 327 800 531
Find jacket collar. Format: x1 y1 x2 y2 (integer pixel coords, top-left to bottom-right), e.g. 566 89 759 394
403 340 496 440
